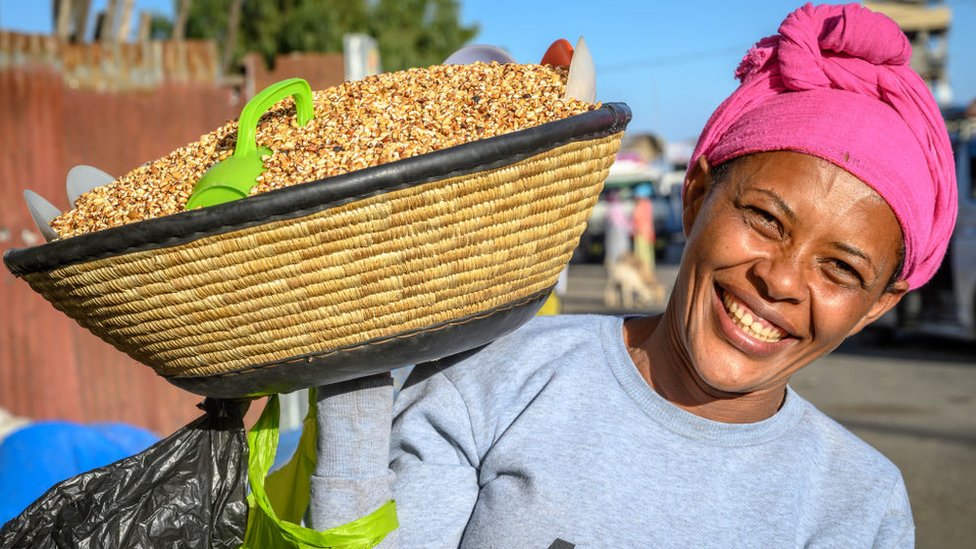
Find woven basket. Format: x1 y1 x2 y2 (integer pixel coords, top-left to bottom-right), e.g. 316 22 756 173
4 103 631 398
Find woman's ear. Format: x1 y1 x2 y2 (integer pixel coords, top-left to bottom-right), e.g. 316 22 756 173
849 279 910 336
682 155 714 236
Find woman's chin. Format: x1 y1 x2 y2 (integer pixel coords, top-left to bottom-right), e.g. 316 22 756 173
691 363 764 396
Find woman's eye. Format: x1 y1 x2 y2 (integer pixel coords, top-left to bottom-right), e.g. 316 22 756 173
745 207 781 235
825 259 865 287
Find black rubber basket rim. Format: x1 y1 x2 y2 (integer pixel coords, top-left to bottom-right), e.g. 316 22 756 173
4 102 631 277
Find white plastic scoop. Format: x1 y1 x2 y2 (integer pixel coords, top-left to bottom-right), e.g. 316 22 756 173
23 190 61 242
565 37 596 103
66 165 115 205
23 165 116 243
444 37 595 102
443 44 516 65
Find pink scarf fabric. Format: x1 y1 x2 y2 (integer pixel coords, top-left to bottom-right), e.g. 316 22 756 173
690 2 957 289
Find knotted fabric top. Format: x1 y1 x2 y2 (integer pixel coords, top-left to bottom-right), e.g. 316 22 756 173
689 2 957 289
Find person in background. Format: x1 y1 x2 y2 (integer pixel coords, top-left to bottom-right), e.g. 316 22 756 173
603 188 632 268
632 182 656 279
308 3 956 547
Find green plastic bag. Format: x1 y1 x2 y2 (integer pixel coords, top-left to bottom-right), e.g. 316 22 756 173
241 392 398 549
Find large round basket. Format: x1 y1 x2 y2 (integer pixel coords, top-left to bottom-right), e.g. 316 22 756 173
4 103 631 398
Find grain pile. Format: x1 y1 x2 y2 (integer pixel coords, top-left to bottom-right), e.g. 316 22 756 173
50 62 598 239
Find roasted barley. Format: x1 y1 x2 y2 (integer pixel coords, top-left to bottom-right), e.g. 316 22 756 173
50 62 597 239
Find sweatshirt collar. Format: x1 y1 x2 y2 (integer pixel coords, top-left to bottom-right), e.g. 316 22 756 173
600 315 806 446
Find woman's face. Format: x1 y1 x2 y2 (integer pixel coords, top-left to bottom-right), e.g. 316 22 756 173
673 151 908 396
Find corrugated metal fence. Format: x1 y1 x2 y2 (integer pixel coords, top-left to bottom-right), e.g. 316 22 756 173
0 34 243 434
1 33 346 434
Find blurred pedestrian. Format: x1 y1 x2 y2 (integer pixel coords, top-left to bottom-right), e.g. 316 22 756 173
632 182 656 279
603 189 631 267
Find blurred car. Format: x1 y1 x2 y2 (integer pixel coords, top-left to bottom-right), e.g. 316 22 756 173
576 160 684 264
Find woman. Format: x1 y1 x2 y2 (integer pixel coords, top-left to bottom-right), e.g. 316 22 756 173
308 4 956 547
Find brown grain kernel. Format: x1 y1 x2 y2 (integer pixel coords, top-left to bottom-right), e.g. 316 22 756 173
50 62 598 239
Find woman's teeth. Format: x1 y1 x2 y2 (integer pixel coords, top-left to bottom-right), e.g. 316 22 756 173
721 292 786 343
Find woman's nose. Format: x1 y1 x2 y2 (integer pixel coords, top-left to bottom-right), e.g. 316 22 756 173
751 251 807 304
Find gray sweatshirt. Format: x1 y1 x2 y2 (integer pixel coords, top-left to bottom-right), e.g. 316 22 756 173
310 314 914 548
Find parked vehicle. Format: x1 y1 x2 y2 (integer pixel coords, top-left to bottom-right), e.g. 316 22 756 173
576 161 684 263
880 113 976 340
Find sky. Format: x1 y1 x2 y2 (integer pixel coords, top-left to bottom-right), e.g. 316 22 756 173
2 0 975 143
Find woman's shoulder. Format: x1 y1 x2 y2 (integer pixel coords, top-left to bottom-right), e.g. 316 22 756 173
402 314 620 430
788 390 902 479
498 313 615 349
780 391 912 540
441 314 616 382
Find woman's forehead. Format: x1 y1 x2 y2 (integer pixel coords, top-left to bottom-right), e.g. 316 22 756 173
727 152 900 239
724 152 888 205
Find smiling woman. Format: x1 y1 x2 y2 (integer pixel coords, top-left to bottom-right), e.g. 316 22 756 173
634 151 910 423
309 3 957 548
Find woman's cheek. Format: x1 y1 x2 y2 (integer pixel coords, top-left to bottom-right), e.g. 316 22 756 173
713 224 768 264
809 286 870 340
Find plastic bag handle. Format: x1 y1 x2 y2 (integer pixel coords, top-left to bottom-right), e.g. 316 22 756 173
242 393 398 548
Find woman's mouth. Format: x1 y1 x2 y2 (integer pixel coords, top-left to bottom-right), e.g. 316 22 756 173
720 289 788 343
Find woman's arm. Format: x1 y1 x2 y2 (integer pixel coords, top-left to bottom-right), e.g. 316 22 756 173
873 474 915 549
309 363 483 548
389 362 482 547
308 374 398 545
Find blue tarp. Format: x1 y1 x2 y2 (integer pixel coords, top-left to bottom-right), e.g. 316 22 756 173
0 422 159 525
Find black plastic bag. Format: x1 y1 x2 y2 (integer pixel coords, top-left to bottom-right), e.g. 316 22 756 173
0 399 250 549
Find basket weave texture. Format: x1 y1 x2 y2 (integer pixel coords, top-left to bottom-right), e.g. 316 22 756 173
22 133 622 378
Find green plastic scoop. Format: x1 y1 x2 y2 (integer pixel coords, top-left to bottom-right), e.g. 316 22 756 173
186 78 314 210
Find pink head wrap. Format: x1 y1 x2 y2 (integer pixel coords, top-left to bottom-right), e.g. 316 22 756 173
689 2 957 289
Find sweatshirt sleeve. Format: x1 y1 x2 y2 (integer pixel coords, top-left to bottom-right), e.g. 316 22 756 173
308 374 398 547
873 474 915 549
388 362 482 548
308 363 483 549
